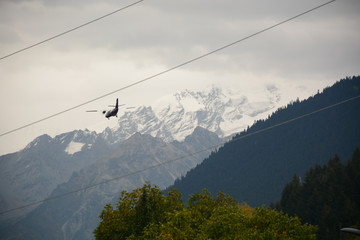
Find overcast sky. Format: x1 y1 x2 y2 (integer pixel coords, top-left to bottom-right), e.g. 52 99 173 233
0 0 359 155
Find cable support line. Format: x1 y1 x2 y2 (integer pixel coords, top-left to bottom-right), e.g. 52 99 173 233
0 0 336 138
1 93 358 216
0 0 144 61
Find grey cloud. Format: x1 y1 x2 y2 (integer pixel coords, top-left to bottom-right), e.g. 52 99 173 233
1 0 359 78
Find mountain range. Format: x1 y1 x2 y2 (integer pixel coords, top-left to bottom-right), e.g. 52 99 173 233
0 85 281 225
0 84 283 239
105 84 283 143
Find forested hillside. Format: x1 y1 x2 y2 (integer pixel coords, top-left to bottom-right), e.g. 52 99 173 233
170 76 360 206
275 147 360 240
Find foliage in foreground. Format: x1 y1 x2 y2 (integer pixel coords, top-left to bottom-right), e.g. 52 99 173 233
94 184 316 240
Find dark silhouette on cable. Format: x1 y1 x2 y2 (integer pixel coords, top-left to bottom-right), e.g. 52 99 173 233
87 98 134 119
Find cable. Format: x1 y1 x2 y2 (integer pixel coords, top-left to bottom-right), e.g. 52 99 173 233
0 0 144 61
1 93 358 215
0 0 335 137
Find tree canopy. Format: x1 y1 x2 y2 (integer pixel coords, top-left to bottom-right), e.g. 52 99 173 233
275 147 360 240
94 183 316 239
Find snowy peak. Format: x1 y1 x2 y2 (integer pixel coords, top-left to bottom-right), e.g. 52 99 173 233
112 86 282 142
56 129 98 155
24 134 52 150
56 129 97 143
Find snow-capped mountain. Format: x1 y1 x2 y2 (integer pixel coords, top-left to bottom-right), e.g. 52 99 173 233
0 85 281 218
111 85 281 142
0 84 284 239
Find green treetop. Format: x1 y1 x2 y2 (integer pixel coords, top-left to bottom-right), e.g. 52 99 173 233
94 184 317 240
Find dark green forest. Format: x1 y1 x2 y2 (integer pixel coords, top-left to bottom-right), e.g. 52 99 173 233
169 76 360 206
274 147 360 240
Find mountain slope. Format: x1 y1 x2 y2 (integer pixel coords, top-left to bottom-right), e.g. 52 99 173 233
170 76 360 207
0 129 112 222
1 127 222 240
